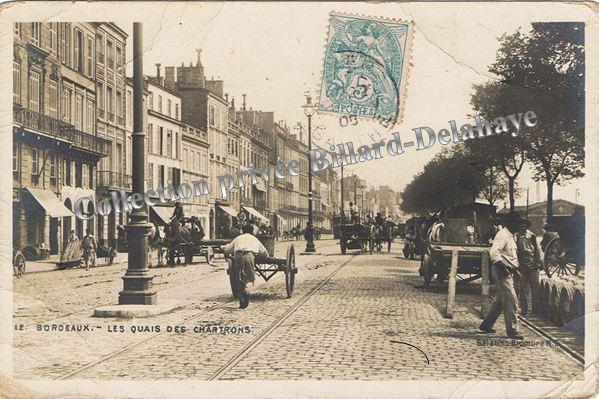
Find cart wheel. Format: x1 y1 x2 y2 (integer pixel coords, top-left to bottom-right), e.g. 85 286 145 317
205 246 214 265
227 259 240 299
340 241 346 255
13 251 25 278
285 244 296 298
544 238 575 277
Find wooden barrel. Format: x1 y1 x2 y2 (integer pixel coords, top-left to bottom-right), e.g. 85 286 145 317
541 280 552 318
572 286 585 334
558 285 576 326
549 283 562 325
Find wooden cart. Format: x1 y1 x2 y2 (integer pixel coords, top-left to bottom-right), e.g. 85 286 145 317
227 244 297 298
339 223 374 254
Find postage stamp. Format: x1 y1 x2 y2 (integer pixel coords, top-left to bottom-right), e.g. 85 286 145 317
318 13 413 123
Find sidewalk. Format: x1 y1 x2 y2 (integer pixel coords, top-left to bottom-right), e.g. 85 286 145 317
23 252 128 274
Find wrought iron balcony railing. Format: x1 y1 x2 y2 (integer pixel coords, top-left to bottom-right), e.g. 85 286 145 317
14 106 110 155
97 171 132 189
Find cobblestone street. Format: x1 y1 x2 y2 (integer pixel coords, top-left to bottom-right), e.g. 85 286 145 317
13 238 582 381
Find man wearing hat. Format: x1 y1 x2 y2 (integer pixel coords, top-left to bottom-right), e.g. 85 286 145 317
516 219 542 315
479 211 525 340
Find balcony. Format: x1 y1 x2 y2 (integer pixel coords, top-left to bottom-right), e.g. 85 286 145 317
97 171 132 190
14 106 110 156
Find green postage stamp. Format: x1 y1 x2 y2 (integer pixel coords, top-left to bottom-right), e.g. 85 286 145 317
318 13 413 123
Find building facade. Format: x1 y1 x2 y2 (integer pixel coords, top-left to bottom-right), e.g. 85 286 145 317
94 22 129 248
13 22 109 255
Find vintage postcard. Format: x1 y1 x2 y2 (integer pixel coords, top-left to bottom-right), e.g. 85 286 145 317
0 2 597 399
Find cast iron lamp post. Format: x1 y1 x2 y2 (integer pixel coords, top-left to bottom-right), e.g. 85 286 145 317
119 22 156 305
302 95 316 253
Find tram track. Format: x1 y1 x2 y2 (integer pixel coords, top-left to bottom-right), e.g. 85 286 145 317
53 246 345 380
458 276 584 367
208 253 357 380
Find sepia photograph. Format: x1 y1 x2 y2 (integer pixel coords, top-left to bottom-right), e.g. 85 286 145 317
0 2 596 398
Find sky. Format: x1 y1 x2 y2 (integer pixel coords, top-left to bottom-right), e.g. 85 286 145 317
108 2 589 208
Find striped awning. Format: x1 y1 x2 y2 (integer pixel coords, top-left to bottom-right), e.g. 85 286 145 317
218 205 238 218
25 188 74 218
242 206 269 223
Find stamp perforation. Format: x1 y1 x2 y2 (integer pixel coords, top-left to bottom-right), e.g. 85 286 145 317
316 11 415 126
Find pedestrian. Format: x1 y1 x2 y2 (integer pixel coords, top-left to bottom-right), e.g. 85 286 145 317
465 220 476 244
81 229 97 271
224 223 269 309
349 202 358 224
479 211 524 340
515 219 542 315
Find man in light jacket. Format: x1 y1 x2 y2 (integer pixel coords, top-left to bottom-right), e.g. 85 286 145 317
479 211 525 340
224 223 269 309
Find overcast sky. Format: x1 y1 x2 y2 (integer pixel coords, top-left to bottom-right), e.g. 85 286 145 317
109 2 588 207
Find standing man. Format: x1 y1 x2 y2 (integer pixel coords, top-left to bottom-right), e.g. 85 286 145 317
349 202 358 224
479 212 524 340
516 219 542 315
81 229 97 271
224 223 269 309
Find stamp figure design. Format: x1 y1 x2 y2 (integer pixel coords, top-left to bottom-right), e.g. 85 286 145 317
318 13 412 122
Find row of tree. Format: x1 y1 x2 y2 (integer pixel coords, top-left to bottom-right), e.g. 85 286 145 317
401 22 584 219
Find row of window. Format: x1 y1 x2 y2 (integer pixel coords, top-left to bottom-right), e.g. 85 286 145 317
147 123 180 159
182 147 209 174
13 144 94 189
14 61 95 134
148 92 180 120
97 81 123 124
208 105 227 130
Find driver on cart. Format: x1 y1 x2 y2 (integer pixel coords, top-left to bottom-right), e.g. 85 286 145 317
171 201 185 224
224 223 269 309
375 212 384 227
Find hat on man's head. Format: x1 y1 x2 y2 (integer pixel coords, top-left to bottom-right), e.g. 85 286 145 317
521 219 532 228
504 211 525 226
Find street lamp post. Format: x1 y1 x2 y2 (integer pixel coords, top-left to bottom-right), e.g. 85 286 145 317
119 22 156 305
302 95 316 253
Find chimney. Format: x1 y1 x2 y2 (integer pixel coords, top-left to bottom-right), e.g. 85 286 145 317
155 63 161 85
224 93 229 102
231 97 235 110
242 94 247 111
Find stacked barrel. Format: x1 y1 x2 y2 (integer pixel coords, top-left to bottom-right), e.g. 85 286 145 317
538 272 584 333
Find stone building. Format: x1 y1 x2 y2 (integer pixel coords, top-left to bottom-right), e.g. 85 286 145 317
181 123 211 233
13 22 109 255
163 51 237 238
94 22 129 248
144 69 183 225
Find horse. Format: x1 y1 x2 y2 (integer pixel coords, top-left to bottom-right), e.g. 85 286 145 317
163 217 205 265
148 223 165 267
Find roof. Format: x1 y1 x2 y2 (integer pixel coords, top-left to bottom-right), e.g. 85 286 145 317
498 199 584 216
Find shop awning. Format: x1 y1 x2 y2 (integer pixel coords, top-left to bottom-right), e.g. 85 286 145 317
150 206 174 225
218 205 238 218
25 188 74 218
242 206 269 223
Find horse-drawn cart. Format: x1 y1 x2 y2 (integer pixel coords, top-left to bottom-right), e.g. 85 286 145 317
339 223 374 254
419 213 494 319
227 244 297 298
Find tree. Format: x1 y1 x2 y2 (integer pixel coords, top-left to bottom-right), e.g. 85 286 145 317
401 148 485 214
468 81 527 210
488 22 584 218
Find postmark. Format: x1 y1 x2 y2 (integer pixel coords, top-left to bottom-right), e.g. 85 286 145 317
318 13 413 123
